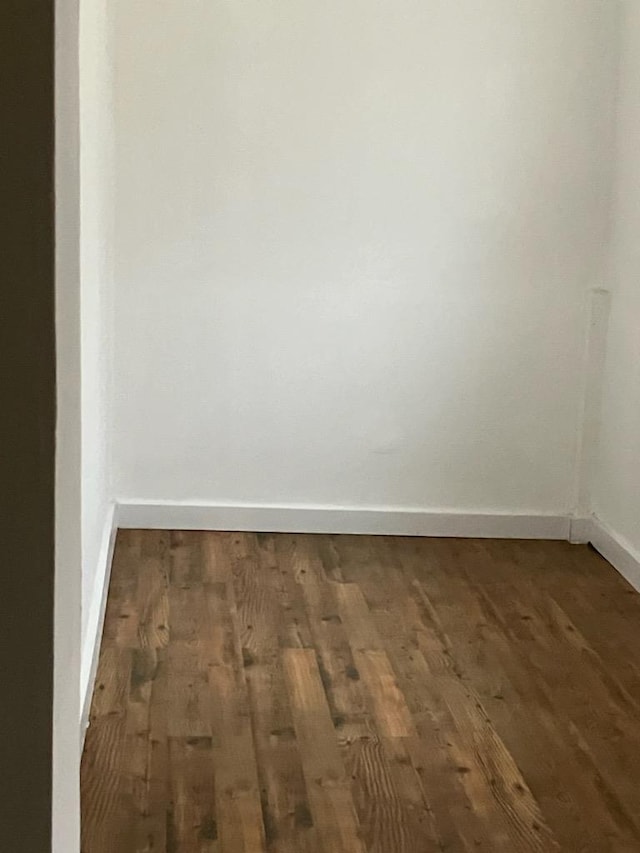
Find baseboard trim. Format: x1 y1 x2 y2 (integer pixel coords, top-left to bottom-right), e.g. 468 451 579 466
117 500 571 540
568 515 593 544
589 517 640 593
80 502 118 746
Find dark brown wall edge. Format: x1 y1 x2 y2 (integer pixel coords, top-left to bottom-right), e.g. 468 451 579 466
0 0 56 850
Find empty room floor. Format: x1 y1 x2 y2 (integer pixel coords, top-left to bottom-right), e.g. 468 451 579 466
81 531 640 852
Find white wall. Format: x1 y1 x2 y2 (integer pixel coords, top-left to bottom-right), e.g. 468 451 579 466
111 1 619 516
80 0 114 699
593 3 640 559
54 0 115 846
54 0 82 847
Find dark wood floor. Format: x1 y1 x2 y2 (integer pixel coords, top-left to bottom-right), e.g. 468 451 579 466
81 531 640 852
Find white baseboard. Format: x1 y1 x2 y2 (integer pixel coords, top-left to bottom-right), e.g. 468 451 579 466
80 502 118 745
568 515 594 544
589 517 640 593
117 500 571 540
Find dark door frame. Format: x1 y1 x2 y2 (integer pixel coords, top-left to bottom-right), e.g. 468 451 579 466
0 0 57 849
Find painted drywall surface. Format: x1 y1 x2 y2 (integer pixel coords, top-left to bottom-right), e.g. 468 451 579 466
594 3 640 559
80 0 113 667
54 0 82 847
112 0 619 513
54 0 114 843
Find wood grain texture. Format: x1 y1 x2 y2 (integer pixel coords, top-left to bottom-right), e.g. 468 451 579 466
82 532 640 852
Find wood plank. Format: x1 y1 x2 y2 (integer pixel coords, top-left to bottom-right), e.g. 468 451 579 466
278 537 370 725
168 736 219 853
129 646 170 853
283 647 366 853
202 535 268 853
81 713 134 853
289 537 438 852
102 530 141 647
208 661 267 853
136 531 170 650
89 645 132 722
233 534 318 852
351 649 414 738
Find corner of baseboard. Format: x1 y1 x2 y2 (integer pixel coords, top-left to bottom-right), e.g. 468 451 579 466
568 514 594 544
589 516 640 594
